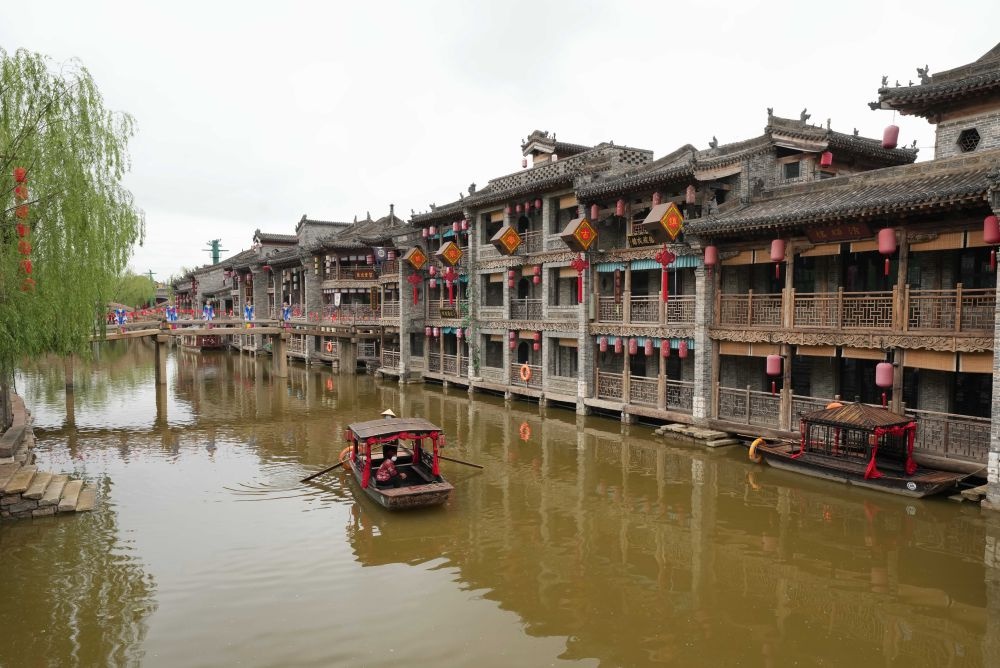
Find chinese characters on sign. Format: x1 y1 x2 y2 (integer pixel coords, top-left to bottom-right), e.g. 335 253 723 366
805 222 872 244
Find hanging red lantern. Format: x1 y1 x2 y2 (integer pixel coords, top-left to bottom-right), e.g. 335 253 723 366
453 221 460 233
366 254 374 266
766 354 782 396
628 338 638 355
704 245 718 276
614 338 622 354
678 340 688 359
425 326 432 337
533 341 540 352
770 239 785 279
984 215 1000 271
652 192 662 206
429 277 437 289
16 223 28 238
20 277 35 292
535 198 542 210
516 203 523 214
456 328 463 341
432 327 440 338
20 259 32 275
685 185 696 205
422 228 429 238
429 265 437 277
429 225 437 236
661 339 670 358
13 167 27 183
18 239 31 255
616 199 626 217
590 203 600 221
820 151 833 167
509 330 516 340
461 219 469 231
524 200 531 213
522 157 528 168
15 205 28 220
878 228 896 277
533 331 541 343
599 336 608 352
13 185 28 201
882 124 899 150
875 362 893 407
533 265 541 285
644 339 654 356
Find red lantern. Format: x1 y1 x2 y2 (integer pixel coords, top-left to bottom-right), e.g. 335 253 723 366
506 204 513 215
516 203 522 214
13 167 26 183
533 342 540 351
661 339 670 357
704 245 718 275
614 338 622 354
628 338 638 355
429 265 437 276
599 336 608 352
432 327 440 338
533 331 541 343
984 215 1000 271
456 328 463 340
524 200 531 213
452 221 460 233
425 326 432 337
366 254 374 266
532 265 541 285
461 219 469 231
535 198 542 210
652 192 662 206
16 223 28 238
13 185 28 201
616 199 625 217
15 205 28 220
644 339 654 356
678 340 688 359
522 157 528 168
422 228 429 238
590 203 600 221
20 277 35 292
429 225 437 236
766 354 782 396
509 330 516 340
820 151 833 167
770 239 785 279
878 228 896 277
882 124 899 150
429 277 437 289
876 361 893 407
685 185 696 205
20 259 32 275
18 240 31 255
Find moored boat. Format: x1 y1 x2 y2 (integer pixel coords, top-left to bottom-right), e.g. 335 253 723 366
749 402 975 498
344 416 454 510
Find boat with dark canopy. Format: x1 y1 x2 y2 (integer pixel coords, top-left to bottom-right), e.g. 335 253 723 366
344 416 454 510
750 402 973 498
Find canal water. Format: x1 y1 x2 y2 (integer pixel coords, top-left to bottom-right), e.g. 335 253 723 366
0 342 994 667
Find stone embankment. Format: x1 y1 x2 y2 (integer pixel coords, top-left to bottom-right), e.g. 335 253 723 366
653 423 739 448
0 395 95 520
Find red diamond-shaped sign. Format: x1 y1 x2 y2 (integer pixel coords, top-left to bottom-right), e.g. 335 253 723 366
660 202 684 241
436 241 464 267
574 218 597 251
404 246 428 271
491 224 522 255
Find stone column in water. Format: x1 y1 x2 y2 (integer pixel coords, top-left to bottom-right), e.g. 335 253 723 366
988 173 1000 510
155 334 169 385
272 332 288 378
692 260 714 424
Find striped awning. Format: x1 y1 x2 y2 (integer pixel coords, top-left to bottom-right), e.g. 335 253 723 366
631 256 701 270
596 262 626 273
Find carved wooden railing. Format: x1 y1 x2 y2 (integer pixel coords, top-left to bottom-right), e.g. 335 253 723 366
322 303 378 322
358 341 377 359
481 366 505 384
596 371 624 401
628 375 658 406
510 298 543 320
794 289 895 330
511 362 542 389
716 385 781 428
381 301 400 318
381 349 400 368
906 286 995 333
478 245 502 261
288 335 307 354
630 296 660 324
597 297 624 323
428 352 441 372
717 292 782 328
666 379 695 413
665 296 696 325
521 231 543 254
442 353 458 375
908 407 989 463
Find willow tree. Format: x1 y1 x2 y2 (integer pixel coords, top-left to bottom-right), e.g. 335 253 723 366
1 47 144 420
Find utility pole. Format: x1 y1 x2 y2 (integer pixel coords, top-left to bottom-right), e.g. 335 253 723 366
204 239 228 265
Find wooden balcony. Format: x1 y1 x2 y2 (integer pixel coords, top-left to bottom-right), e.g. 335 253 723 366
381 349 400 368
717 286 995 335
381 301 400 319
595 372 695 413
510 362 542 389
510 298 543 320
322 303 378 322
597 294 696 325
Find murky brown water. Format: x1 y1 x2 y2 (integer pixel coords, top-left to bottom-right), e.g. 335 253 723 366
1 342 996 667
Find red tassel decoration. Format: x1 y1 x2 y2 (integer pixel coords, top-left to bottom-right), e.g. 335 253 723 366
884 257 890 277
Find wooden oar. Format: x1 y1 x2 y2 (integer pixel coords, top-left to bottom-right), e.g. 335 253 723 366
301 460 346 483
438 454 484 469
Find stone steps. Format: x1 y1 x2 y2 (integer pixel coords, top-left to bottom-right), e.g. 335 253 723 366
0 462 96 520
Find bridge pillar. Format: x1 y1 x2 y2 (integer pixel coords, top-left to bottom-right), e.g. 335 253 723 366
341 338 358 374
64 355 75 391
271 333 289 378
155 334 169 385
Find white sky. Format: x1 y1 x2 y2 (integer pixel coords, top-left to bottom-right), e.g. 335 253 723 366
3 0 999 282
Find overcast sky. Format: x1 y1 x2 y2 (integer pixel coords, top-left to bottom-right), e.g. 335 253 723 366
3 1 999 282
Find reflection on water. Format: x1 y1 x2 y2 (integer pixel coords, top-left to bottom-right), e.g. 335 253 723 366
1 341 997 666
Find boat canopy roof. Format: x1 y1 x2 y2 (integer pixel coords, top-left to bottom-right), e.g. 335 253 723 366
348 417 442 440
800 402 911 430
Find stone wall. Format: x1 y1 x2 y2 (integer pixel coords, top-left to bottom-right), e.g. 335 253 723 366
935 108 1000 159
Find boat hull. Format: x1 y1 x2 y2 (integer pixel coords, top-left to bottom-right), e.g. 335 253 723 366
756 444 969 499
349 460 453 510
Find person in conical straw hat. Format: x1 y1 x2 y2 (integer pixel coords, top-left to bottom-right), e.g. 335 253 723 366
381 408 397 419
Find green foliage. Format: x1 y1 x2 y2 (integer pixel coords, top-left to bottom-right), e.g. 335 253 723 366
112 272 156 309
0 47 145 371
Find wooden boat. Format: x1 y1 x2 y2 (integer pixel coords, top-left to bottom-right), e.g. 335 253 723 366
344 416 454 510
750 402 974 498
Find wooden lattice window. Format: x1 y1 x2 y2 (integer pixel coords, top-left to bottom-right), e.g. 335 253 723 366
957 128 980 152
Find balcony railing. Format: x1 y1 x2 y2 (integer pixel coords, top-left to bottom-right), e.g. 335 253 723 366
510 298 543 320
381 301 400 318
906 286 995 333
629 375 658 406
596 371 623 401
428 352 441 372
442 353 458 375
520 230 543 254
358 341 377 359
288 335 307 354
510 362 542 389
481 366 505 384
666 379 695 413
909 407 990 463
718 292 783 328
598 297 624 323
427 299 468 320
381 349 400 368
597 294 696 325
630 296 660 324
794 289 894 330
323 303 378 322
716 386 781 428
478 245 502 261
381 260 399 277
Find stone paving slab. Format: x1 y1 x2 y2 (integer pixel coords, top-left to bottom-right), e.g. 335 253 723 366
40 475 68 507
75 486 96 512
23 471 52 500
0 462 19 490
2 465 36 495
58 480 83 512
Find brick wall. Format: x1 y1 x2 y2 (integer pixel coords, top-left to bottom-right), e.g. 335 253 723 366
935 108 1000 159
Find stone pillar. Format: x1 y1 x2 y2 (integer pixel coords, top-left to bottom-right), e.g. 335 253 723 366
155 334 169 385
64 355 74 391
576 252 594 415
341 338 358 375
252 269 269 351
464 206 478 383
987 179 1000 509
271 333 288 378
692 263 714 422
399 261 414 379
